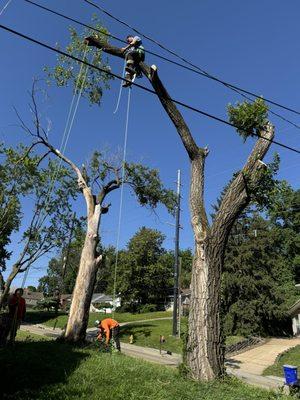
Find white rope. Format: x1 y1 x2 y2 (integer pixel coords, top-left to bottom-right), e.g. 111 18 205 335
36 46 89 231
112 87 132 314
21 47 89 288
0 0 13 16
113 60 126 114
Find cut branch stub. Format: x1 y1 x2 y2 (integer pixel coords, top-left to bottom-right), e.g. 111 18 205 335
86 37 201 161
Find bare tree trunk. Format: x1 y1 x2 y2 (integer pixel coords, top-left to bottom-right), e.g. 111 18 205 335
0 265 19 309
187 243 224 380
67 38 276 378
64 204 102 342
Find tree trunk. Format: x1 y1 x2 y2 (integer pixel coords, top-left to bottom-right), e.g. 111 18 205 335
83 39 276 380
64 205 102 342
0 265 20 309
185 153 225 380
186 239 224 380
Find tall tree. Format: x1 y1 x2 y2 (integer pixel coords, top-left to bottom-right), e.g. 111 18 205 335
222 211 296 337
116 227 173 310
22 81 175 342
86 36 276 380
0 145 79 308
267 184 300 283
0 145 22 289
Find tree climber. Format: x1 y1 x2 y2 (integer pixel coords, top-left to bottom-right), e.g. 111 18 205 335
121 35 145 87
84 34 145 88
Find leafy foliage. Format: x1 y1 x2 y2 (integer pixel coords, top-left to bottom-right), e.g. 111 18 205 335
227 98 269 141
125 163 177 214
38 228 85 295
36 297 60 313
0 144 39 274
222 184 300 337
44 18 112 105
0 143 83 300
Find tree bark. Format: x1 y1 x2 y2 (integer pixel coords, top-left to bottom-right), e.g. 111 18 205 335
81 38 275 379
0 265 19 308
64 204 102 342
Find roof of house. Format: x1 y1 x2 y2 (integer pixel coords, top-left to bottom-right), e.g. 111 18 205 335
91 293 115 303
23 290 44 301
288 299 300 317
181 288 191 296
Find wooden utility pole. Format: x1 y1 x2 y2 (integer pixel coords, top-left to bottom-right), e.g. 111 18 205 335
172 170 181 337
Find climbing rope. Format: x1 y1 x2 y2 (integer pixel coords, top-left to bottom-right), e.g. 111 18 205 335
21 46 89 289
36 45 89 231
113 60 126 114
112 87 132 316
0 0 12 15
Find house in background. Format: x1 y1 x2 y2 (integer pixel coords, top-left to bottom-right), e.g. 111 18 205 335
58 292 121 313
91 293 121 313
23 289 44 308
60 294 72 311
289 299 300 336
167 288 191 315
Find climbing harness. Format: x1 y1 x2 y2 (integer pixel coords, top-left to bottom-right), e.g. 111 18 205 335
112 87 132 316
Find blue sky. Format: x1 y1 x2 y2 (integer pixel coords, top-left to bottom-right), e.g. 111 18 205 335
0 0 299 287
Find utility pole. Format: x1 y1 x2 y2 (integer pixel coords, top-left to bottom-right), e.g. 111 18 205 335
172 170 181 337
177 257 182 338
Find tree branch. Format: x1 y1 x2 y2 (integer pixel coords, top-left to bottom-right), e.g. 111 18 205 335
211 122 275 247
87 38 201 160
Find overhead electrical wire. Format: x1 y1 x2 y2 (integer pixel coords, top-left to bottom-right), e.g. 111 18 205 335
82 0 300 118
21 47 89 289
0 23 299 155
24 0 300 131
0 0 13 16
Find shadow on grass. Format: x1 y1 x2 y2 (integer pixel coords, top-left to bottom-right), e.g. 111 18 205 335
0 340 89 398
225 357 242 369
120 323 156 339
25 311 67 325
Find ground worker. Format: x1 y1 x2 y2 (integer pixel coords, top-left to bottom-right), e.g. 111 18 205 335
97 318 121 351
7 288 26 343
121 35 145 87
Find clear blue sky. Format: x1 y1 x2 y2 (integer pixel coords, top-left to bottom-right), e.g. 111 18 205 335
0 0 299 287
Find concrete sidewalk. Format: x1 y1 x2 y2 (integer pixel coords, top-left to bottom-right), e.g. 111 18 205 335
227 337 300 375
20 323 300 391
20 323 181 366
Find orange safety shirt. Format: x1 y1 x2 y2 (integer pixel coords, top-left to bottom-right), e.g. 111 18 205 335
99 318 119 344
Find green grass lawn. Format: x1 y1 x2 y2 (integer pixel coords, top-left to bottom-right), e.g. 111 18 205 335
263 344 300 377
120 318 186 353
26 311 243 354
120 319 243 354
0 340 292 400
26 310 173 329
16 330 53 342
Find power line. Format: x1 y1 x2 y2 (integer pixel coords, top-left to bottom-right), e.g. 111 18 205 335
1 23 299 155
0 0 13 16
83 0 300 119
24 0 300 131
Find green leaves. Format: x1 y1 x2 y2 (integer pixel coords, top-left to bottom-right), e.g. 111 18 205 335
125 163 177 215
227 98 269 141
44 19 113 106
222 188 299 337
